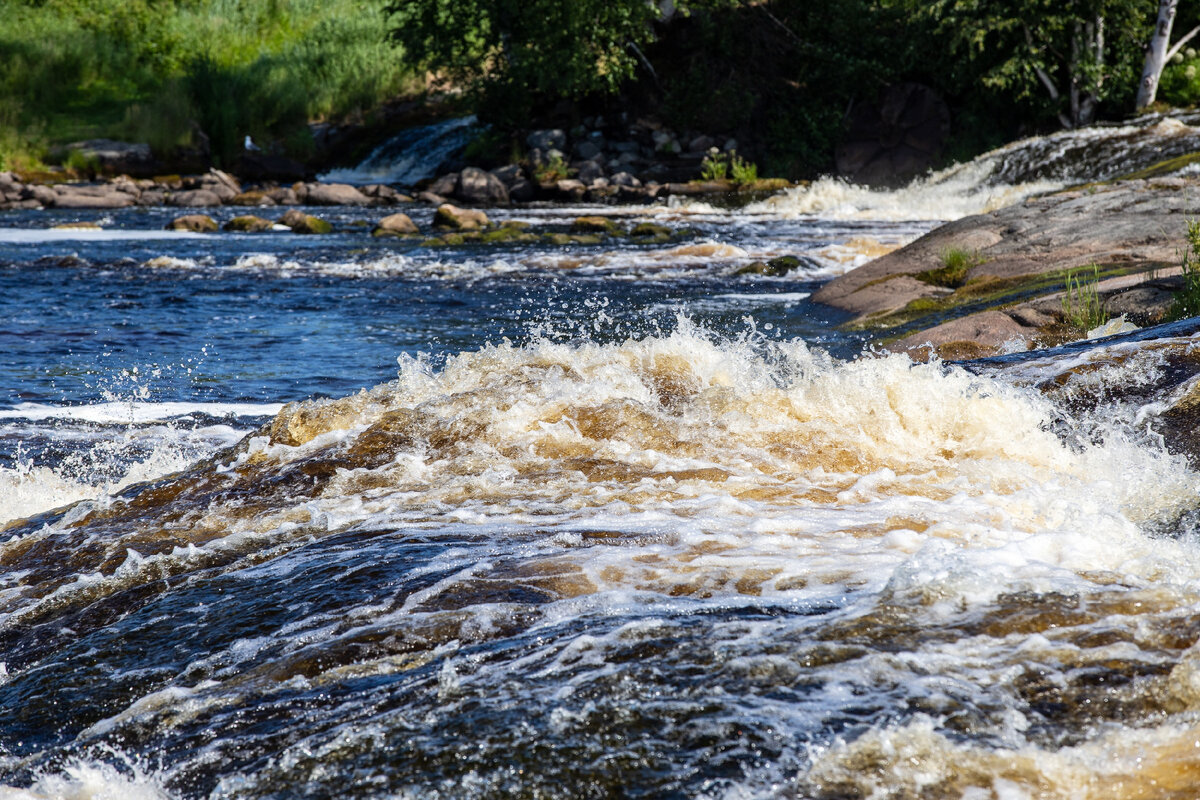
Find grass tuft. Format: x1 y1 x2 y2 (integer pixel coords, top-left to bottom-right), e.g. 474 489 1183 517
1060 263 1107 332
917 247 986 288
1169 219 1200 321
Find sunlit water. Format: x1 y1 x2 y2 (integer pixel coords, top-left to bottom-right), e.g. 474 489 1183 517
5 118 1200 799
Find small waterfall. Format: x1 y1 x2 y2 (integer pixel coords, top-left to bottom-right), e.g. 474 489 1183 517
319 116 478 186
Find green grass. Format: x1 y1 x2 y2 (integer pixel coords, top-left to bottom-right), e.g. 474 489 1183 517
1060 264 1107 332
0 0 422 169
917 247 986 288
1169 219 1200 321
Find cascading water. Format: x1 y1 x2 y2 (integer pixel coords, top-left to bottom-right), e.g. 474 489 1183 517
3 114 1200 799
318 116 479 186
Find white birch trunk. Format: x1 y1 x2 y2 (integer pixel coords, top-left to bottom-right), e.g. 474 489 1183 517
1137 0 1179 109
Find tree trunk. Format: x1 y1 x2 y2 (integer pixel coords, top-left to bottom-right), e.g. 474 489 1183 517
1137 0 1179 109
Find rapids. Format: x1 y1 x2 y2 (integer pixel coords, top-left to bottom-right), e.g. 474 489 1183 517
4 116 1200 799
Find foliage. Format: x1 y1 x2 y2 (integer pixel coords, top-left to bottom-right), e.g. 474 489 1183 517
1061 263 1107 331
1169 219 1200 320
918 247 986 288
700 148 729 180
882 0 1151 128
0 0 420 166
728 151 757 183
386 0 739 126
533 152 569 182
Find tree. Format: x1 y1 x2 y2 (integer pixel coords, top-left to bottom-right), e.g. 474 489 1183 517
386 0 719 124
886 0 1151 128
1137 0 1200 107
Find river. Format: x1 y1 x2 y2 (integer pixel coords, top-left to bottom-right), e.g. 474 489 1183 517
4 121 1200 799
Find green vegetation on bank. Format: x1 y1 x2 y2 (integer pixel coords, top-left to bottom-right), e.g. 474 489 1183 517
6 1 1200 179
0 0 420 169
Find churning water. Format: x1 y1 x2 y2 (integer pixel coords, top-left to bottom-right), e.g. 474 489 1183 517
5 117 1200 799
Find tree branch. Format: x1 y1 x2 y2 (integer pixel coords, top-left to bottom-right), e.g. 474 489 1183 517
1167 24 1200 61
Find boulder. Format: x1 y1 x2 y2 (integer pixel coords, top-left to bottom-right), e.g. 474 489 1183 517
433 203 489 231
361 184 405 204
554 179 587 202
372 212 419 237
208 168 241 195
21 185 58 206
417 191 447 205
571 216 619 235
508 180 536 203
169 189 222 207
610 171 642 188
136 190 167 206
304 182 371 206
166 214 218 232
230 190 276 206
574 140 603 161
454 166 509 205
573 161 605 186
489 164 525 187
526 129 567 152
267 187 299 205
223 215 273 232
200 180 238 202
428 173 459 197
278 209 332 234
52 187 134 208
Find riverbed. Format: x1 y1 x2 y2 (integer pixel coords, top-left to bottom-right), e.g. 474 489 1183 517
4 135 1200 799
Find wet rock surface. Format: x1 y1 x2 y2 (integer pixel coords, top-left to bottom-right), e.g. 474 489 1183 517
814 178 1200 357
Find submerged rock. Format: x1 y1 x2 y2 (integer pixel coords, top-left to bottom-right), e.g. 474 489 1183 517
223 215 273 233
166 214 218 232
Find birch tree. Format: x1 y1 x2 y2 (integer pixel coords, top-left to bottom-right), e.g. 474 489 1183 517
888 0 1149 128
1137 0 1200 108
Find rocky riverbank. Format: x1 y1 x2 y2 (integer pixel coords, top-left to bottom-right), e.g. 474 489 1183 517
813 176 1200 358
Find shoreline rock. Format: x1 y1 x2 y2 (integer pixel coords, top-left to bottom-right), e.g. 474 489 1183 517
813 177 1198 357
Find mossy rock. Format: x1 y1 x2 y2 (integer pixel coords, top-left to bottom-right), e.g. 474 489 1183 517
543 233 574 246
433 203 489 231
165 214 217 233
292 215 332 235
736 255 802 276
482 227 537 244
499 220 531 230
630 222 672 238
277 209 332 234
420 232 484 247
223 215 273 233
229 190 273 206
571 216 620 235
51 222 102 230
570 234 603 245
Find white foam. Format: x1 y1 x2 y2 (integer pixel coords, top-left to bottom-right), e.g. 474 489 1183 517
0 760 172 800
0 401 281 424
0 229 206 244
